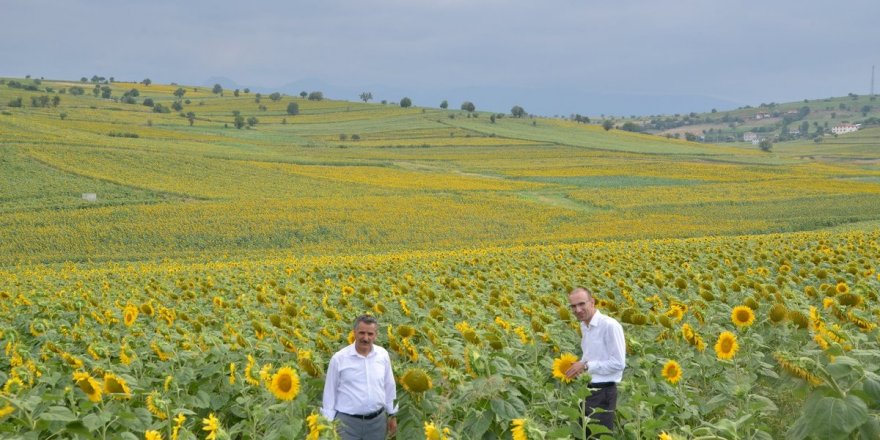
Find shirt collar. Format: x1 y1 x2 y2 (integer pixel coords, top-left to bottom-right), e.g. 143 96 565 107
583 309 604 328
347 343 376 358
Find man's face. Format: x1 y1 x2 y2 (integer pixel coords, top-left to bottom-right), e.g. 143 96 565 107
568 290 596 323
355 322 378 352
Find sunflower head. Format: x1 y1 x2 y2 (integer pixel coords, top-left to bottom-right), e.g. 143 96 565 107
424 421 442 440
837 292 862 307
661 360 682 385
123 305 138 327
769 303 788 323
103 372 132 399
397 325 416 339
73 371 102 402
511 418 529 440
268 366 300 401
731 305 755 328
401 368 432 393
714 331 739 361
835 282 849 295
552 353 579 383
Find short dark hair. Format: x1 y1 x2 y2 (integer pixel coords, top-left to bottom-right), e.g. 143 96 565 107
353 314 379 331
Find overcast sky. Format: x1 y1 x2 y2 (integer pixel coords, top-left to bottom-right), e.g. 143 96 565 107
2 0 878 115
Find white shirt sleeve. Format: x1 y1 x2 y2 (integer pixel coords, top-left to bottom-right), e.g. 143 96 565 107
321 355 339 419
383 352 398 415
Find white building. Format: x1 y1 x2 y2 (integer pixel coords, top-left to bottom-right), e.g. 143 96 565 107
743 132 759 142
831 124 860 135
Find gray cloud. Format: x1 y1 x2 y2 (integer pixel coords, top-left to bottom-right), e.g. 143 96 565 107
2 0 877 114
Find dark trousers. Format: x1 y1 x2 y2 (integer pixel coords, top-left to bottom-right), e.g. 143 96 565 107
584 383 617 439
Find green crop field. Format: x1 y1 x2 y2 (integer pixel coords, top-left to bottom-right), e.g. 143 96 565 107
1 77 879 439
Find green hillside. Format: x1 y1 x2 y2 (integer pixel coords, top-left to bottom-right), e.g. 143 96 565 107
2 77 880 266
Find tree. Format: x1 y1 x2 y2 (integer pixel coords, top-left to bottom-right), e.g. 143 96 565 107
234 115 245 129
621 121 642 132
602 120 614 131
400 97 412 108
255 93 262 103
246 116 258 127
269 92 282 102
51 96 61 107
440 100 448 109
243 88 250 94
173 88 186 99
212 84 223 95
490 114 496 123
69 86 85 96
461 101 475 113
759 138 773 152
300 91 307 98
286 102 300 115
359 92 373 103
171 101 183 111
143 98 155 107
186 112 196 126
234 89 240 97
511 105 526 118
308 91 323 101
142 78 151 86
100 86 112 99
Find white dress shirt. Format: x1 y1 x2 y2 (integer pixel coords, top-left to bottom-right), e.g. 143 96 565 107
321 344 398 420
580 310 626 383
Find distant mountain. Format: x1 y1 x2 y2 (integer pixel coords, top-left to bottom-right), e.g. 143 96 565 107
204 77 742 117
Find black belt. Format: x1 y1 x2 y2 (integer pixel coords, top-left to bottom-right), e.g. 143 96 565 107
339 408 384 420
588 382 617 388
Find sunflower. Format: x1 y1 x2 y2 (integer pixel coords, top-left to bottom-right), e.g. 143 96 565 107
202 413 220 440
714 331 739 360
769 303 788 323
73 371 102 402
145 430 163 440
123 305 138 327
0 404 15 418
103 372 132 399
268 366 300 401
511 418 528 440
835 282 849 295
146 391 168 420
425 421 442 440
659 433 673 440
731 305 755 328
401 368 432 393
552 353 579 383
661 360 682 385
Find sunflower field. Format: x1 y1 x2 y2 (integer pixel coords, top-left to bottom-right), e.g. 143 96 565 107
1 230 879 439
2 77 880 439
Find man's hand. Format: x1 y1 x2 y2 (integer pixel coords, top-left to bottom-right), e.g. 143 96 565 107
565 360 587 380
387 415 397 437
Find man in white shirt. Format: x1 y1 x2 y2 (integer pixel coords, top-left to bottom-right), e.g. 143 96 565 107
322 315 398 440
564 286 626 438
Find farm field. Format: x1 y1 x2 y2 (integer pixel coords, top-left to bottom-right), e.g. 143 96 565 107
1 77 879 439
